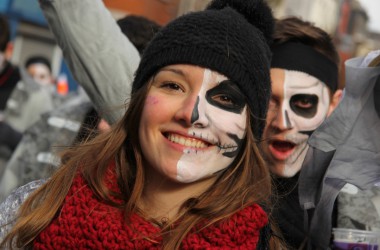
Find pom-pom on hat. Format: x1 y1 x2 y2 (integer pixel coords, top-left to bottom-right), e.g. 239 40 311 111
132 0 274 140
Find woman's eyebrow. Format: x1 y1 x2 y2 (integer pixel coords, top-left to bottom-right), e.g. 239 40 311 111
159 67 187 77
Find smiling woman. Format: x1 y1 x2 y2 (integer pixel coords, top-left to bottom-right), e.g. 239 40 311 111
140 65 247 183
0 0 286 249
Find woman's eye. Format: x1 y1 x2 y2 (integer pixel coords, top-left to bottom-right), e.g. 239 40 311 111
160 82 183 92
213 94 235 106
206 80 246 113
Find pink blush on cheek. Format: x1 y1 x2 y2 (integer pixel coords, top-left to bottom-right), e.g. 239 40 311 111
145 95 159 105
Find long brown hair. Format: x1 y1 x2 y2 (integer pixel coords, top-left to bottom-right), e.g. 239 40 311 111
1 79 283 249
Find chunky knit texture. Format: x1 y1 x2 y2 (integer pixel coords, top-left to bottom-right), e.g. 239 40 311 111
34 171 268 249
131 0 274 140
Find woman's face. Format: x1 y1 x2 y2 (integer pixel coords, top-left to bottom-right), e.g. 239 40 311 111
139 64 247 183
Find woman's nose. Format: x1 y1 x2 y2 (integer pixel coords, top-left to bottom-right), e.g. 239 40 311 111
174 95 208 128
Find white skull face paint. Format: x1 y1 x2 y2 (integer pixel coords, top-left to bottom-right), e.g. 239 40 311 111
282 71 330 175
176 69 247 182
263 69 330 178
282 70 330 132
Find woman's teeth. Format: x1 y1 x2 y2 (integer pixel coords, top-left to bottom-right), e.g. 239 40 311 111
167 133 208 148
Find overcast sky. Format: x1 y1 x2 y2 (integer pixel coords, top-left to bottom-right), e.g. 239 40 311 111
358 0 380 33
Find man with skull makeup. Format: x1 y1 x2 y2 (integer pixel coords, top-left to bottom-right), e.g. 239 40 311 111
260 17 343 248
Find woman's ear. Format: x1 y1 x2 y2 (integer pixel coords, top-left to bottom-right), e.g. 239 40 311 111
327 89 343 116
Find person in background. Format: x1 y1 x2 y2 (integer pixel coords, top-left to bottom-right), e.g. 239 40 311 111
0 16 54 132
0 0 286 248
25 54 78 107
0 99 90 202
0 4 160 202
260 16 343 248
25 55 54 87
0 15 54 171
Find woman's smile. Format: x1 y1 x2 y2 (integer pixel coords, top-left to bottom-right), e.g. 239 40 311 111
165 132 210 149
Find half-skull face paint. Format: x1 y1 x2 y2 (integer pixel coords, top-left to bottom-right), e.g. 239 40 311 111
263 69 330 177
139 65 247 184
177 69 247 182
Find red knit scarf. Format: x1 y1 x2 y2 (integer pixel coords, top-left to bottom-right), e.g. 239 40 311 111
34 169 268 249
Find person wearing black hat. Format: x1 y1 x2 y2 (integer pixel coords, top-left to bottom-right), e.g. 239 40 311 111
0 0 286 249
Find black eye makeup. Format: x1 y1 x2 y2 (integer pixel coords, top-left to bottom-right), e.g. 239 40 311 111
290 94 318 118
206 80 246 114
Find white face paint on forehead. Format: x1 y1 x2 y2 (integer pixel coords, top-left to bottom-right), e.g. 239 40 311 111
176 69 247 183
282 70 330 132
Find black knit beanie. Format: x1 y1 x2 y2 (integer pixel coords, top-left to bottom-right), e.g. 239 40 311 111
132 0 274 140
